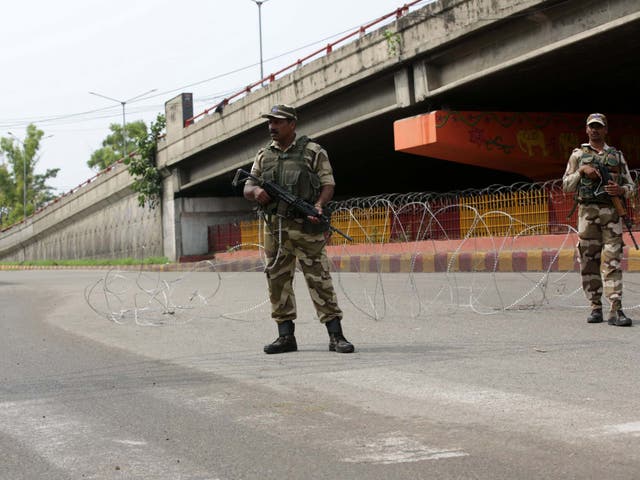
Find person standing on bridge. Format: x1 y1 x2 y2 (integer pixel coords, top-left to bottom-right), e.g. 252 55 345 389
243 104 355 354
562 113 634 327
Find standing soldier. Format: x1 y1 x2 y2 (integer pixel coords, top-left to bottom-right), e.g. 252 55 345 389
563 113 634 326
243 104 355 353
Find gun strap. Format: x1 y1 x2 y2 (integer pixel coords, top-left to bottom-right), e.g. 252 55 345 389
567 197 579 219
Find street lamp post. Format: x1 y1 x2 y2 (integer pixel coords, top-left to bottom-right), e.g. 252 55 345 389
88 89 157 158
250 0 270 82
7 131 53 220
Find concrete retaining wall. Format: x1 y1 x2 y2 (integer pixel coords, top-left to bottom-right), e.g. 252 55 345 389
0 162 163 262
173 197 252 258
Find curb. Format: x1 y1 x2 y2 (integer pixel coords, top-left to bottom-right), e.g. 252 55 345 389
5 247 640 273
212 249 580 273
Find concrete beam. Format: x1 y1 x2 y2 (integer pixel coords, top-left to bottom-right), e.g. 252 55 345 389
411 0 640 97
159 0 584 192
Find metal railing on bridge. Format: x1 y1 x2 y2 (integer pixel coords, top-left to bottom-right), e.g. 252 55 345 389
185 0 425 126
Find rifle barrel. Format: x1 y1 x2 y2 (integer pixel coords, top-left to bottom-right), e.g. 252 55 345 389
231 168 353 242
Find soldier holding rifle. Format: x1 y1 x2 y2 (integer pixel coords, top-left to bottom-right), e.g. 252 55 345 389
242 104 355 353
563 113 635 326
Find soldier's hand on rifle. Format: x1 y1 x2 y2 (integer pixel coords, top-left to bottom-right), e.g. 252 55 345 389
248 186 271 205
605 180 623 196
307 203 323 223
579 165 600 180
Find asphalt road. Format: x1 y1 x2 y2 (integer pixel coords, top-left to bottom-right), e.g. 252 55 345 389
1 269 639 479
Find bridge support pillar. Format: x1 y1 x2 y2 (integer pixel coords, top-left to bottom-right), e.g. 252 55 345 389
413 60 441 103
162 174 183 262
394 68 415 107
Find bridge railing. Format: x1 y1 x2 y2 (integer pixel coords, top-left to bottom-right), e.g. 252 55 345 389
209 171 640 253
185 0 424 126
0 157 130 234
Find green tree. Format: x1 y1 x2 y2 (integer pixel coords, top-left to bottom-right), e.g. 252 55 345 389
0 164 14 225
125 113 166 209
0 124 59 226
87 120 148 171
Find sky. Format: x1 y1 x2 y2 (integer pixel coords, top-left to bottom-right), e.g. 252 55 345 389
0 0 432 194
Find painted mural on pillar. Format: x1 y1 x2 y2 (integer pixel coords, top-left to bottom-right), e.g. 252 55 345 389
394 111 639 181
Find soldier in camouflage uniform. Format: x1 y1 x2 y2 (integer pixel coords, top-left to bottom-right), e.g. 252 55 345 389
562 113 634 326
243 104 355 353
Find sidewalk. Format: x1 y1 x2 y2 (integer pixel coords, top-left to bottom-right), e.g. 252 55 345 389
4 233 640 273
211 232 640 273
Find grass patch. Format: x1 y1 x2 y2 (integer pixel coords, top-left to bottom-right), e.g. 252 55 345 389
0 257 170 267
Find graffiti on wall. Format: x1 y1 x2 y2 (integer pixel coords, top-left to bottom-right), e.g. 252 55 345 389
395 110 640 180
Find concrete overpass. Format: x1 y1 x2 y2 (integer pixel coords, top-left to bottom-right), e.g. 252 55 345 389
1 0 638 263
156 0 640 260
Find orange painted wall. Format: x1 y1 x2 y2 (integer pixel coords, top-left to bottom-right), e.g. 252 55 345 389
394 111 640 180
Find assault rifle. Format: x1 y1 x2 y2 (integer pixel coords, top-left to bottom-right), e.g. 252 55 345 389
596 164 639 250
232 168 353 242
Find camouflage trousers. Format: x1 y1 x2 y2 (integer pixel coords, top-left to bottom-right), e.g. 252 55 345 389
263 218 343 324
577 203 624 311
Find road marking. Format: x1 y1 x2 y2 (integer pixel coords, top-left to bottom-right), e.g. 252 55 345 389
113 439 148 446
149 385 468 466
342 434 467 464
0 399 218 479
595 421 640 437
311 368 623 442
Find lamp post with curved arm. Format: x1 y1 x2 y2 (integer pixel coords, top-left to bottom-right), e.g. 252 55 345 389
88 89 157 158
250 0 271 82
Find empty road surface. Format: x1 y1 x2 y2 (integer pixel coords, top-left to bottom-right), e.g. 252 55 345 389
1 269 639 479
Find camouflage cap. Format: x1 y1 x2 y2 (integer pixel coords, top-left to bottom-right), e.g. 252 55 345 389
586 113 607 126
261 104 298 121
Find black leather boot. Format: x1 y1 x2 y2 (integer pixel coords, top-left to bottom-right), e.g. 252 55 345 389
325 318 354 353
607 310 632 327
264 320 298 354
587 308 603 323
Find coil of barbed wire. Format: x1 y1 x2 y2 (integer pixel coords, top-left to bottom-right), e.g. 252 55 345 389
85 177 640 325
